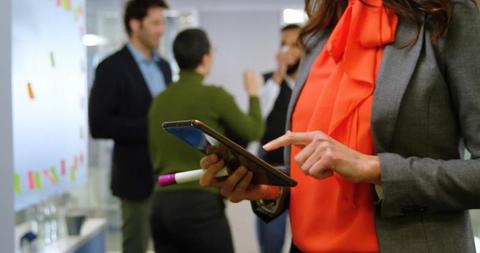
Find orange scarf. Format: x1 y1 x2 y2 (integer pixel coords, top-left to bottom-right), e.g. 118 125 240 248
290 0 398 252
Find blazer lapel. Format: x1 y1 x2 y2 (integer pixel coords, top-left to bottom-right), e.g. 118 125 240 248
284 33 329 173
371 19 425 152
121 46 152 98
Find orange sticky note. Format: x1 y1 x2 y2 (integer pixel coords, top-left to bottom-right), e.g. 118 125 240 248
27 82 35 99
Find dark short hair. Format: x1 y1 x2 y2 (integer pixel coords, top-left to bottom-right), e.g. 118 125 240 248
173 28 211 70
281 24 302 32
124 0 169 36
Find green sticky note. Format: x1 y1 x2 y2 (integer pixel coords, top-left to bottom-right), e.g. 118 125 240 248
34 171 42 190
50 52 55 68
13 174 21 194
50 166 60 183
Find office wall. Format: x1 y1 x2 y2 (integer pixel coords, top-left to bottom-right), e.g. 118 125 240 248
0 0 14 251
201 9 281 110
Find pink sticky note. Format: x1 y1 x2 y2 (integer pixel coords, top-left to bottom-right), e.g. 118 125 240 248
61 160 66 176
74 156 78 169
79 152 84 165
27 171 35 190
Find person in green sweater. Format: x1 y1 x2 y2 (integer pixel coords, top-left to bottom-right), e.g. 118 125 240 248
148 28 264 253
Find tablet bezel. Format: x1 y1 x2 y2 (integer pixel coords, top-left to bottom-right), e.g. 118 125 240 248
162 120 297 187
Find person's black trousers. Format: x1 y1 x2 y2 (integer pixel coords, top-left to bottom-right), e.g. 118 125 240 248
150 190 234 253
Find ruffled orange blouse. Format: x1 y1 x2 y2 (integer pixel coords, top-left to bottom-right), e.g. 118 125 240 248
290 0 398 252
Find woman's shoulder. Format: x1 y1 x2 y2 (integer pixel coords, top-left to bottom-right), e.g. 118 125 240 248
450 0 478 13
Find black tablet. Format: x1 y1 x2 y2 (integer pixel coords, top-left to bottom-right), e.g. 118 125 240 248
162 120 297 187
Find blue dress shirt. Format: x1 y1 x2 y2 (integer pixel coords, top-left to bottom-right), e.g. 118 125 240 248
127 43 167 97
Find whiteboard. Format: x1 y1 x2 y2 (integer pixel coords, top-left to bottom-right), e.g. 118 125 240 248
12 0 88 211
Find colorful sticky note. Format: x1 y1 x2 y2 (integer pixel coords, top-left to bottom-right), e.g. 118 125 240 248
70 166 77 181
74 6 83 21
62 0 71 11
79 152 84 165
50 51 55 68
43 170 56 185
27 82 35 99
56 0 61 7
27 171 35 190
34 171 42 190
13 174 21 194
50 167 60 183
61 160 66 176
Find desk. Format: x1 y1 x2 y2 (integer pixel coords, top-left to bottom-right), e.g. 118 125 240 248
39 218 106 253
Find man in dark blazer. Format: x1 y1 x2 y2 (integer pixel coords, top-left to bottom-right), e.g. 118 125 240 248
88 1 171 252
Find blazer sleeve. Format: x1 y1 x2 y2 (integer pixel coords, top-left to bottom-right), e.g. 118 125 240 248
89 60 148 143
215 88 265 142
378 0 480 218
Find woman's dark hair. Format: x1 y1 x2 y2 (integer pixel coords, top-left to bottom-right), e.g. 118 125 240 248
173 28 211 70
124 0 169 36
300 0 457 49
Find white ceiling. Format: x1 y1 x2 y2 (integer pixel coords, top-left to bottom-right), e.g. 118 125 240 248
87 0 304 12
169 0 304 11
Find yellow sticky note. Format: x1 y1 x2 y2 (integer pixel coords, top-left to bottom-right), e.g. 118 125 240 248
34 171 42 190
50 51 55 68
13 174 21 194
62 0 71 11
50 167 60 183
27 82 35 99
70 166 77 181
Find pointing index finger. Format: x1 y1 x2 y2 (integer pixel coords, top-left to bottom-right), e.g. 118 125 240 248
262 131 315 151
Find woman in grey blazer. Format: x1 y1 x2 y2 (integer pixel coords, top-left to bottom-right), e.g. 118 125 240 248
200 0 480 252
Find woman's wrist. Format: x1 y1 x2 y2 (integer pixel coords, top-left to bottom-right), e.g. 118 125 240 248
364 155 381 185
260 185 282 200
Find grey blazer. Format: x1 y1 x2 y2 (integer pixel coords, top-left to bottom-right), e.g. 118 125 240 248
253 0 480 252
